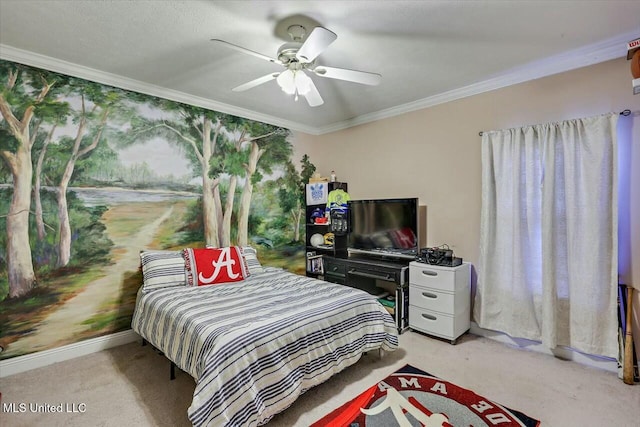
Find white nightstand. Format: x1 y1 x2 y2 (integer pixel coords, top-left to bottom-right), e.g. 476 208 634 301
408 261 471 344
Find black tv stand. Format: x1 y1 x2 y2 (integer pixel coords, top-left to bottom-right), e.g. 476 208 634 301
347 248 417 262
323 255 410 334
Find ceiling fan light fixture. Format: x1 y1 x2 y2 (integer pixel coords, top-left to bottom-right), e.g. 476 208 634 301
295 71 312 95
276 69 296 95
277 69 313 98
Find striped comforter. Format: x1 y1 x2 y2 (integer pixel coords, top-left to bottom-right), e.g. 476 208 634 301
131 267 399 426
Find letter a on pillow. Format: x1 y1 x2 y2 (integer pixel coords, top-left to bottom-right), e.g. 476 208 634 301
183 247 250 286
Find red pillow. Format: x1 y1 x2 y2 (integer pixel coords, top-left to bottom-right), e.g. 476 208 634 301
183 246 250 286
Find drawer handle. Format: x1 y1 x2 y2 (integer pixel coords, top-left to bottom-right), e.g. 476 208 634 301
348 269 393 282
421 270 438 277
331 266 338 272
422 292 438 299
421 313 437 321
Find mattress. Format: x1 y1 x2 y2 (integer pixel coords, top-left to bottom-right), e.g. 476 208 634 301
132 267 398 426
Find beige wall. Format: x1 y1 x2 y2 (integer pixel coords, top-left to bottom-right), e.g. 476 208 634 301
292 57 640 358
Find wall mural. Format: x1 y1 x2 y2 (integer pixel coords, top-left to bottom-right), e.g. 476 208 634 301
0 59 311 360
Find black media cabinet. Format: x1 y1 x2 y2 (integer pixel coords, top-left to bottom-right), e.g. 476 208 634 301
323 255 410 334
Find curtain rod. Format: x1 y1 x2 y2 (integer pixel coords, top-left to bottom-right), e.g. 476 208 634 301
478 109 632 136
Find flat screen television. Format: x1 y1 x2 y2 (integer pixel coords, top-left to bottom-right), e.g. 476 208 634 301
347 198 419 259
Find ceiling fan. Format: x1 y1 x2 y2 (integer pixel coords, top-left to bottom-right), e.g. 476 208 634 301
211 25 381 107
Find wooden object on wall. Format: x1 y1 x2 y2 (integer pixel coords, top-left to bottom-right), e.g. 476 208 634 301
631 50 640 79
623 285 635 385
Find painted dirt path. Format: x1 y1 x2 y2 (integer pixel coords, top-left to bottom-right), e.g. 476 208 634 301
4 202 175 357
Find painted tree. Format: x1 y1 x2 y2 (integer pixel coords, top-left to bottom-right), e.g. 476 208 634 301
125 103 232 247
33 125 57 240
0 62 62 297
218 118 289 246
217 135 244 247
299 154 317 186
235 123 290 246
277 160 304 242
126 101 291 248
47 80 125 267
72 138 121 185
0 157 10 183
32 99 70 241
276 154 317 242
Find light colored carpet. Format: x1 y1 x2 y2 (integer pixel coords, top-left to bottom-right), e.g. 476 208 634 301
2 331 639 426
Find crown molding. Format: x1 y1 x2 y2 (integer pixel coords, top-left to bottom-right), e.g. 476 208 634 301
315 30 638 135
0 44 317 135
2 30 636 136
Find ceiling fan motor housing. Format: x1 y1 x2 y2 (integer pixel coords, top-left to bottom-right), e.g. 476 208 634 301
277 42 303 65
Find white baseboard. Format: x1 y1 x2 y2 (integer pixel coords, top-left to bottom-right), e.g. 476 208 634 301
0 329 139 378
469 322 618 373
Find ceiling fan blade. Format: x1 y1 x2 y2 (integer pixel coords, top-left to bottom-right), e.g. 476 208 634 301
296 27 337 63
211 39 281 64
313 66 381 86
303 78 324 107
232 73 279 92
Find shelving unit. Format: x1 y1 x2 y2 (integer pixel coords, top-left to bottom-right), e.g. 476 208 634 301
305 181 348 278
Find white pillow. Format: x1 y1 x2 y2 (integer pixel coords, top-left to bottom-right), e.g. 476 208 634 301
139 250 186 293
242 246 264 275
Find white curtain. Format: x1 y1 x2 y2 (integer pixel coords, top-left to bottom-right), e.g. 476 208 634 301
474 113 619 357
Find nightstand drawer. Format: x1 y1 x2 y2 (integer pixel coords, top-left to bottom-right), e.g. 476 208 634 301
409 307 457 338
409 305 470 341
409 286 455 313
409 264 456 291
409 262 470 292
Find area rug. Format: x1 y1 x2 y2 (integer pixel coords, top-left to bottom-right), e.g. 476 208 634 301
311 364 540 427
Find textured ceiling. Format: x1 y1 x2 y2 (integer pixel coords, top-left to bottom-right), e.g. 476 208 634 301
1 0 639 134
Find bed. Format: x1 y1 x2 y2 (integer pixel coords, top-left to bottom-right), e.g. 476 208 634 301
131 248 399 426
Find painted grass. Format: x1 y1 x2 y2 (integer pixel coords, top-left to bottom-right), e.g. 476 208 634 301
1 197 309 358
0 200 185 357
74 200 192 338
79 269 142 337
102 202 175 241
150 200 192 249
259 246 306 276
0 268 107 354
